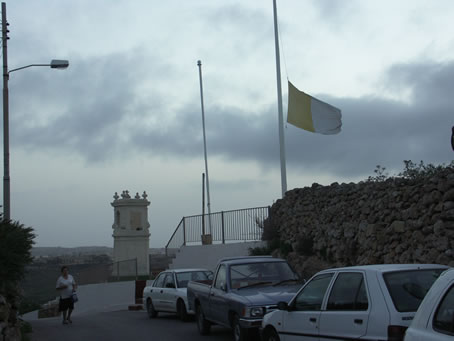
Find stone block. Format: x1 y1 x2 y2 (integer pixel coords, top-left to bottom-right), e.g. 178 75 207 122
0 295 9 322
128 304 143 311
443 188 454 201
434 221 445 236
38 301 60 319
442 209 454 221
201 234 213 245
444 201 454 210
365 224 377 237
390 220 405 233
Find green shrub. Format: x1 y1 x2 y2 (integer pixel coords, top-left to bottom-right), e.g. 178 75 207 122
0 220 35 296
18 298 41 315
249 246 272 256
367 165 389 182
296 236 314 256
279 242 293 257
398 160 454 180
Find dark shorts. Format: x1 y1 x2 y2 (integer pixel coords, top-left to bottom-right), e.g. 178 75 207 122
59 297 74 311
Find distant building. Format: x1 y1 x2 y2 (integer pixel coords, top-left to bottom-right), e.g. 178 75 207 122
111 190 150 277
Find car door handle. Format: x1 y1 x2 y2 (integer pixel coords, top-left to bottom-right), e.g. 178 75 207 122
160 290 163 294
354 319 363 325
309 317 317 323
210 292 215 296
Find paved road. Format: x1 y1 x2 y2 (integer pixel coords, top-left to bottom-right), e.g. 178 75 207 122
30 310 234 341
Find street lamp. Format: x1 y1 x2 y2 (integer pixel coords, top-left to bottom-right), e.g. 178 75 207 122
2 2 69 220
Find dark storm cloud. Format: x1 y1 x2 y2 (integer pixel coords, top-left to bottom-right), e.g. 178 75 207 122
9 50 170 162
9 57 454 178
310 0 357 23
131 60 453 178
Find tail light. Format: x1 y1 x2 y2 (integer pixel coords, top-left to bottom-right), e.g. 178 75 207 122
387 325 407 341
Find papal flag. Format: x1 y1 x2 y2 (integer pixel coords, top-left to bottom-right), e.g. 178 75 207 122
287 81 342 134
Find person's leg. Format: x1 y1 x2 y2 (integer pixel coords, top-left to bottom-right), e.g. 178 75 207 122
62 309 68 324
67 308 73 323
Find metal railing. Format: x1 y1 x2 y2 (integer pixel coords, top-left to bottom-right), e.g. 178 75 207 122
165 206 269 255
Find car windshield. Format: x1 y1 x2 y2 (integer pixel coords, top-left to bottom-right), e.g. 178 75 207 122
230 261 298 289
176 271 213 288
383 268 445 312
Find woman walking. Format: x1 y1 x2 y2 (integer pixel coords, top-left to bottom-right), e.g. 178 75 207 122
56 266 77 324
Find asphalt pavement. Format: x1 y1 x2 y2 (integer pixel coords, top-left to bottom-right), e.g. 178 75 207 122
29 310 233 341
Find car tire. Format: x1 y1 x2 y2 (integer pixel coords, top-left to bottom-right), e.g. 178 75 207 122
196 304 211 335
263 327 280 341
232 315 249 341
177 299 189 322
146 299 158 318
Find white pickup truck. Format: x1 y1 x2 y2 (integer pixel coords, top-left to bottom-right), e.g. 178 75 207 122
143 268 213 321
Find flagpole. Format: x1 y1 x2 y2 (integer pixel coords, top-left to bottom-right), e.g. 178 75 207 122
197 60 212 235
272 0 287 197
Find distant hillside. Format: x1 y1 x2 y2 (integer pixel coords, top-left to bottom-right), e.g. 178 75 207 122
31 246 113 257
32 246 166 257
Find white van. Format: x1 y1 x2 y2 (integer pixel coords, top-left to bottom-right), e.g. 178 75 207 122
404 268 454 340
262 264 448 341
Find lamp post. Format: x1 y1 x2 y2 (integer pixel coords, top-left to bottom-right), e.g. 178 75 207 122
2 2 69 220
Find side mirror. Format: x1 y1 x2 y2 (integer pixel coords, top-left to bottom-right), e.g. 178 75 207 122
277 301 289 311
166 283 176 289
220 283 227 291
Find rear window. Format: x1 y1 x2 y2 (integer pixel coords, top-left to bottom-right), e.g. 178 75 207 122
383 269 444 312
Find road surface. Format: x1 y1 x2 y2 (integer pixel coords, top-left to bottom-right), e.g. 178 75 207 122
30 310 233 341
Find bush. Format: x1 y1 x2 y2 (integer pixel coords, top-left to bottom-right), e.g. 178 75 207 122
18 298 41 315
296 236 314 256
278 242 293 257
398 160 454 180
249 246 272 256
0 220 35 303
0 220 35 293
367 165 389 182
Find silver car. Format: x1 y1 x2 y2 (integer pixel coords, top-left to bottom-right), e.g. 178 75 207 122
143 268 213 321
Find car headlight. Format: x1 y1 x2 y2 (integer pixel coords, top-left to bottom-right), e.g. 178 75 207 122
249 307 265 318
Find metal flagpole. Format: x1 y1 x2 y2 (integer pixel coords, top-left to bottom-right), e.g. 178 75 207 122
197 60 212 235
273 0 287 197
202 173 205 236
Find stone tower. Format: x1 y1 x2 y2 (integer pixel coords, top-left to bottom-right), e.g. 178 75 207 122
111 190 150 277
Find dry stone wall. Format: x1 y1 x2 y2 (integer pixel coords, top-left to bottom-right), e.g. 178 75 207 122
0 294 21 341
268 168 454 278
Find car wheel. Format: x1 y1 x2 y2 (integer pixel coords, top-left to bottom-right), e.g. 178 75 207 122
196 304 211 335
177 300 189 322
146 299 158 318
232 315 249 341
263 327 280 341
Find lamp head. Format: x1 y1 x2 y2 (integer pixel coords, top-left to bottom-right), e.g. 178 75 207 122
50 59 69 69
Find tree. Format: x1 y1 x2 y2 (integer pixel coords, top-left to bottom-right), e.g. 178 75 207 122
0 220 35 296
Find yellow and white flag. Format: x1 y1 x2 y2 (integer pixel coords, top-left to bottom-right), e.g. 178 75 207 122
287 81 342 134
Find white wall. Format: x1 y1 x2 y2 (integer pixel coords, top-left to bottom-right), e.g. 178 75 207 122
169 241 266 271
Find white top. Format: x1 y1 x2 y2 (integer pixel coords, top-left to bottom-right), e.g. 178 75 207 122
56 274 76 299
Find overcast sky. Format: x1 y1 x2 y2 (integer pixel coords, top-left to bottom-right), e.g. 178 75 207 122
3 0 453 248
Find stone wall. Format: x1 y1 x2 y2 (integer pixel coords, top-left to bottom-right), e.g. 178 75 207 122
0 295 21 341
267 168 454 278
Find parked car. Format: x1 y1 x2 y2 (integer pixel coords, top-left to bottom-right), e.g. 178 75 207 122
143 268 213 321
261 264 449 341
404 268 454 340
187 256 303 341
